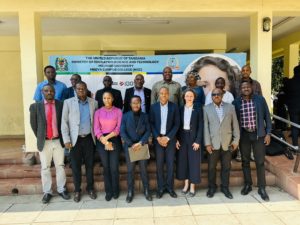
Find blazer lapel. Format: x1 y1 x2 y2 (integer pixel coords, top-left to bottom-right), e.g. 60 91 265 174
220 103 229 124
190 106 196 127
39 102 46 124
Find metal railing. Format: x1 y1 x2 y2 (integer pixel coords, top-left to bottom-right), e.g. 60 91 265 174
271 114 300 173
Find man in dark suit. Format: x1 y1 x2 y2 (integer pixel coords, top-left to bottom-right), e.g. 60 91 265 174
62 74 92 100
95 76 123 109
150 87 180 198
123 74 151 113
30 84 70 204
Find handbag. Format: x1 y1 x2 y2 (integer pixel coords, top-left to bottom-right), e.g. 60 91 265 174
128 144 150 162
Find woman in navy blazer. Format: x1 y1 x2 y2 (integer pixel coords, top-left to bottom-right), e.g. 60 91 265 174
176 88 203 197
120 95 152 203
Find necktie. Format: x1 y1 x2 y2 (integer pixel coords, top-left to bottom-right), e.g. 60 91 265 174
46 103 53 139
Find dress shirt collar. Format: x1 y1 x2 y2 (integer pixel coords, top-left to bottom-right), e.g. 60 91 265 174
213 102 224 108
44 99 55 105
77 97 88 104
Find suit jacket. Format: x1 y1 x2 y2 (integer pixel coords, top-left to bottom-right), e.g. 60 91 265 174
123 87 151 113
95 87 123 109
149 101 180 142
29 100 64 151
178 105 203 145
203 102 240 150
62 86 92 100
61 97 98 146
232 94 272 137
120 111 151 147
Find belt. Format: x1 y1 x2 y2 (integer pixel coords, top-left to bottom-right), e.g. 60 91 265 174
159 134 166 137
46 137 59 140
242 127 256 133
78 133 91 138
183 129 190 132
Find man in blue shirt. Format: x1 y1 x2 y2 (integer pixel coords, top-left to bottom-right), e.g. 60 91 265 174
33 65 67 101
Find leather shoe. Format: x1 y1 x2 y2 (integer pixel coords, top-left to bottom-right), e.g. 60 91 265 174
167 189 177 198
258 188 270 202
113 192 119 199
188 191 196 197
126 191 133 203
105 193 113 201
156 190 164 199
241 185 252 195
59 191 70 200
42 193 52 204
206 188 216 198
73 192 81 203
221 187 233 199
88 190 97 200
144 189 152 201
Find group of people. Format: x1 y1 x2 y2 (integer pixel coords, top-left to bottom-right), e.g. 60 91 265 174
30 61 272 205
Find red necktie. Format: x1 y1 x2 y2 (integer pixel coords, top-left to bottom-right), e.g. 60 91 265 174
46 103 53 139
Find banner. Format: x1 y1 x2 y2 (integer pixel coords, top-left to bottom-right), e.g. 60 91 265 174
50 53 246 97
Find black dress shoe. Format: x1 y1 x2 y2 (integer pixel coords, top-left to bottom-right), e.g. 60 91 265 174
42 193 52 204
126 191 134 203
144 189 152 201
105 193 113 201
156 190 164 199
221 187 233 199
258 188 270 202
188 191 196 197
206 188 216 198
241 184 252 195
167 189 177 198
88 190 97 200
113 192 119 199
59 191 70 200
73 192 81 203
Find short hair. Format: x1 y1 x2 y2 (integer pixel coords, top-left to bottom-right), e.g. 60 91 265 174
103 91 114 99
242 64 251 71
44 65 55 73
215 77 226 85
75 81 87 88
182 88 197 103
159 86 169 93
72 74 82 81
42 83 55 92
240 79 252 87
130 95 141 103
212 88 224 94
294 64 300 76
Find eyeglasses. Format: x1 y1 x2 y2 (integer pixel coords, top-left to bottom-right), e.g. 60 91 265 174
212 93 222 97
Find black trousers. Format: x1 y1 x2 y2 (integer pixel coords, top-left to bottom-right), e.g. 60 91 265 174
155 140 176 192
70 134 95 192
124 144 149 192
96 136 121 195
176 131 201 184
240 130 266 188
288 109 300 146
208 148 231 189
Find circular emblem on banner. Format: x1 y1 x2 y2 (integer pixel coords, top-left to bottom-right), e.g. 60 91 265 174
55 57 69 71
166 56 180 70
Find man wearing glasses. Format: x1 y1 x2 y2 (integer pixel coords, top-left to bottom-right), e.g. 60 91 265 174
204 88 240 199
62 74 92 100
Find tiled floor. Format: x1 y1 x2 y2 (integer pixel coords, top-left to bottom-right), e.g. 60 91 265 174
0 186 300 225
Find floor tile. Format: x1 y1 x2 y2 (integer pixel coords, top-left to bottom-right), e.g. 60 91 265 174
153 197 192 217
195 215 240 225
235 212 284 225
34 202 81 222
74 200 116 220
155 216 197 225
274 211 300 225
115 198 153 219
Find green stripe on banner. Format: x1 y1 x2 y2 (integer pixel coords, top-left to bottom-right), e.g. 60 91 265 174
57 72 91 75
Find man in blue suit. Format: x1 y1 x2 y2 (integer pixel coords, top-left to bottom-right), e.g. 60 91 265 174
150 87 180 198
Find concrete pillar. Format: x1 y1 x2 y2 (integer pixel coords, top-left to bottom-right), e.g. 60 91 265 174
284 43 299 78
18 11 43 152
250 11 273 106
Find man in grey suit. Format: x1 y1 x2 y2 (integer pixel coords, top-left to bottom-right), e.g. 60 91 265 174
61 81 98 202
30 84 70 204
204 88 240 199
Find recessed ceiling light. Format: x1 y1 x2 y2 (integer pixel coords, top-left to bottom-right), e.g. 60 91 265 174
119 20 170 25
